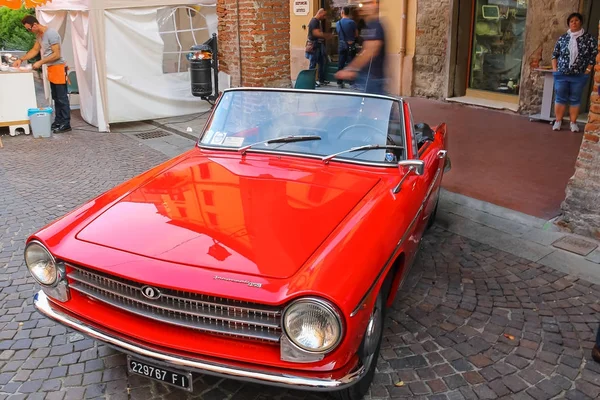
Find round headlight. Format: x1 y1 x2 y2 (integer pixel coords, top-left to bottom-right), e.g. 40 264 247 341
24 242 57 286
283 298 343 353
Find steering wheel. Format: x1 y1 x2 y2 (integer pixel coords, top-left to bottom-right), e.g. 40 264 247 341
337 124 387 141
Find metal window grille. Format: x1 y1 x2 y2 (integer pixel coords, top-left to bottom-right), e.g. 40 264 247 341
158 6 214 74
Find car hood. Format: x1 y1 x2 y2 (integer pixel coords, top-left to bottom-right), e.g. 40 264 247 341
76 153 380 279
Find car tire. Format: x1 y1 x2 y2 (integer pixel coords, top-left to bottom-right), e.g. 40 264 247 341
332 277 391 400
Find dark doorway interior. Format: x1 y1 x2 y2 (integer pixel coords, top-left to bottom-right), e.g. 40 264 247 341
450 0 527 98
322 0 343 66
451 0 475 97
320 0 363 81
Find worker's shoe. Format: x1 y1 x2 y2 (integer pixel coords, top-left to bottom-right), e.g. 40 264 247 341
52 124 72 134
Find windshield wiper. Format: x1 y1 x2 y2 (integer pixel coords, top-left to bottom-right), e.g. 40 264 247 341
322 144 404 164
238 135 322 155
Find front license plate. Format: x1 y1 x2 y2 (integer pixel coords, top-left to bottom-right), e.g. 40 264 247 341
127 356 193 391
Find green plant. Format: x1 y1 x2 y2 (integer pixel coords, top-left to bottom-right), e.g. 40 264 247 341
0 7 36 51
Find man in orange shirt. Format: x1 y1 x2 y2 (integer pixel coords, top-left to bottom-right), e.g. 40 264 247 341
14 16 71 133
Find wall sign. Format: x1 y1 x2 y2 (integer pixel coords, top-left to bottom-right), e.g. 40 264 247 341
293 0 309 16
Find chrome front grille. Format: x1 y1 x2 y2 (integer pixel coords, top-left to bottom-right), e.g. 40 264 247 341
67 265 282 342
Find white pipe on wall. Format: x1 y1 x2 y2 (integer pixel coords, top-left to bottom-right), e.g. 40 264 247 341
398 0 408 95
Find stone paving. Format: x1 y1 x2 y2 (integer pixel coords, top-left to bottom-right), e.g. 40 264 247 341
0 129 600 399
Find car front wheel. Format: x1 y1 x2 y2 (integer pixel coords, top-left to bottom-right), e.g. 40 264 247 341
333 286 387 400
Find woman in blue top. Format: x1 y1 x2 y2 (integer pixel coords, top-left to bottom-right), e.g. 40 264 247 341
551 13 598 132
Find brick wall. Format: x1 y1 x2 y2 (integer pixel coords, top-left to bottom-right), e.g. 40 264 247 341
217 0 291 88
559 25 600 239
217 0 241 86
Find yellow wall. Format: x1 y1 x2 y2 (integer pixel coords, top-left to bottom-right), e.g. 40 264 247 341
379 0 417 96
290 0 320 81
289 0 417 96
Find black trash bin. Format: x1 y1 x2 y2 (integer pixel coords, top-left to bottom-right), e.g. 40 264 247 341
189 44 213 97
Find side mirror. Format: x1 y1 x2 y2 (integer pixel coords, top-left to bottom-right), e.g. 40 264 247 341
393 160 425 194
398 159 425 176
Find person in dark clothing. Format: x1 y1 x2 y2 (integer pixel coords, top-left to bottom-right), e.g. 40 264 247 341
336 6 358 88
307 8 332 86
334 0 387 95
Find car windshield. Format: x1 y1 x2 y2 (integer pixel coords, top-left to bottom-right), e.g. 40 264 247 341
199 89 406 165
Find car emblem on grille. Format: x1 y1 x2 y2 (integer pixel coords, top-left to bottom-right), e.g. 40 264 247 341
141 286 161 300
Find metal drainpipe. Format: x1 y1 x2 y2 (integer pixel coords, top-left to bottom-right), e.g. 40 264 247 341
398 0 408 96
236 0 243 86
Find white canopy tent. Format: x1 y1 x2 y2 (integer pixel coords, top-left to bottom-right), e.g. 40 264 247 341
36 0 224 132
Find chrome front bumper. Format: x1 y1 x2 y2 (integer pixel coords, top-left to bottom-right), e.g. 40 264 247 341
34 290 365 391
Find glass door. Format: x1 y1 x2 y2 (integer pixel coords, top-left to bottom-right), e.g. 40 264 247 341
322 0 345 65
467 0 528 96
321 0 361 81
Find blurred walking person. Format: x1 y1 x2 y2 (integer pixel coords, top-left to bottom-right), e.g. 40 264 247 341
335 0 387 95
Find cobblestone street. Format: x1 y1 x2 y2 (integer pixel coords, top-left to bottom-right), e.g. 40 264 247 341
1 131 600 400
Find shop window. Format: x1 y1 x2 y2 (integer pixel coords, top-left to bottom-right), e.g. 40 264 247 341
468 0 527 95
157 6 212 74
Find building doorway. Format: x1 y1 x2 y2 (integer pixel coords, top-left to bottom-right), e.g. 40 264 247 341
448 0 528 110
320 0 362 82
322 0 342 68
467 0 527 97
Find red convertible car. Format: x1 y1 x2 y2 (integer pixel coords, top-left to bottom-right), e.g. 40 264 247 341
26 88 449 399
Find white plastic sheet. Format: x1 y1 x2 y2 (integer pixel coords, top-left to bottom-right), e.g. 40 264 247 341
37 9 107 130
104 7 210 123
36 0 219 131
38 0 217 11
38 0 90 11
70 11 106 129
